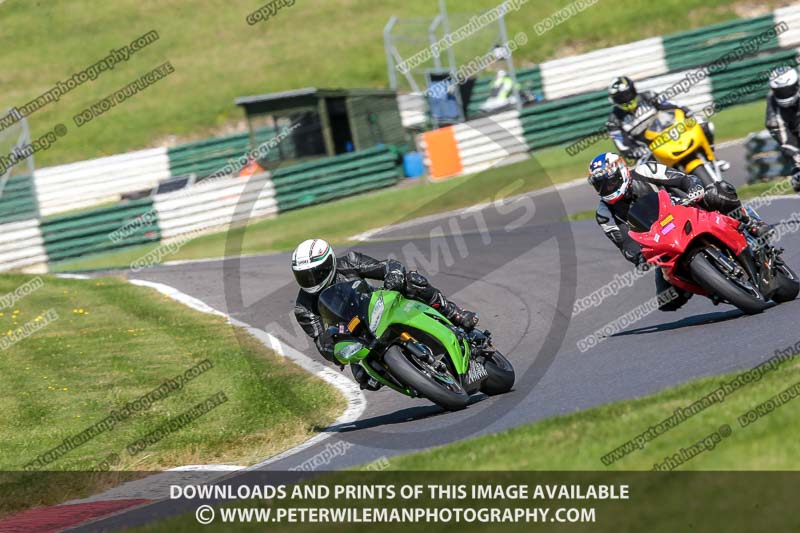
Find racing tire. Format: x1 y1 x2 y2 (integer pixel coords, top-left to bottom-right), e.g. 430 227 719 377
384 345 469 411
480 351 515 396
772 264 800 303
689 252 768 315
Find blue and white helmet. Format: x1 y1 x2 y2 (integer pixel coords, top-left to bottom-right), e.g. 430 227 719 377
292 239 336 293
588 152 631 204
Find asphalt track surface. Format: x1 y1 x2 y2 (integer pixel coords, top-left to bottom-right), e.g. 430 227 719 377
81 143 800 528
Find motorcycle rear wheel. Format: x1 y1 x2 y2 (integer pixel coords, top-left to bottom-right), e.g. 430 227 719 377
384 345 469 411
689 251 768 315
772 264 800 303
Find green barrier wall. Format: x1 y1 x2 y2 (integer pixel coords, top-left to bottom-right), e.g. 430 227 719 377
41 199 160 263
271 145 403 212
167 126 286 179
519 88 610 151
0 175 38 224
663 15 780 72
709 49 798 109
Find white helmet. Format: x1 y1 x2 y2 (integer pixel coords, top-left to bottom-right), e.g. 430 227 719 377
291 239 336 293
770 66 799 107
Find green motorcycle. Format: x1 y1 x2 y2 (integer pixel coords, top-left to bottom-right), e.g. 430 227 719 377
318 279 515 411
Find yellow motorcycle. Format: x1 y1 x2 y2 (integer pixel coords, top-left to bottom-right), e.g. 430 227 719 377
641 109 722 187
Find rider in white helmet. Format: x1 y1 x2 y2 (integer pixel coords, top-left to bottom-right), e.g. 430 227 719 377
766 65 800 192
291 239 479 388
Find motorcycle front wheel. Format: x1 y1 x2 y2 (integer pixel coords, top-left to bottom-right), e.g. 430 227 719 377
480 351 515 396
689 164 719 188
772 263 800 303
383 345 469 411
689 251 768 315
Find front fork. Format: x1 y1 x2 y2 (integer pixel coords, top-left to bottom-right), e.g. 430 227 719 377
741 228 785 298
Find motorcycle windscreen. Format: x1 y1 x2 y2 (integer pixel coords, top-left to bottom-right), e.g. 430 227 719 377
645 110 676 136
318 280 372 327
627 191 661 232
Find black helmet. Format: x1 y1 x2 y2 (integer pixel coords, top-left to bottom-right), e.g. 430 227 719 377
609 76 638 111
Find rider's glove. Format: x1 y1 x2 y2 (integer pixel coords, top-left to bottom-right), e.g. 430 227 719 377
630 145 650 159
686 184 705 204
383 269 405 291
405 270 430 295
317 325 345 368
634 252 649 270
321 323 347 347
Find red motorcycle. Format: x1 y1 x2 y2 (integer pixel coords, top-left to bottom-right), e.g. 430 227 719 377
627 189 799 314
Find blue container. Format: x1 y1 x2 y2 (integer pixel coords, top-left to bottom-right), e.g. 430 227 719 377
402 151 424 178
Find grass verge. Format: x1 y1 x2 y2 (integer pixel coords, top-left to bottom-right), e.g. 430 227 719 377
0 274 344 512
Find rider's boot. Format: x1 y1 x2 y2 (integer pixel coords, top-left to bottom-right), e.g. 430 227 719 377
440 300 479 331
405 271 480 331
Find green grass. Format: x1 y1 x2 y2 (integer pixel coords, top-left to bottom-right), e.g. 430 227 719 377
388 351 800 470
0 274 344 512
55 101 766 272
0 0 788 166
712 97 768 138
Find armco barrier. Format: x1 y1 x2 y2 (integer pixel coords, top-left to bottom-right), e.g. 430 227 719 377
32 149 400 266
41 199 160 263
662 15 780 72
154 172 278 240
709 48 798 109
34 148 169 217
776 4 800 48
0 174 38 224
0 218 47 272
540 38 668 101
270 146 403 211
30 127 284 218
